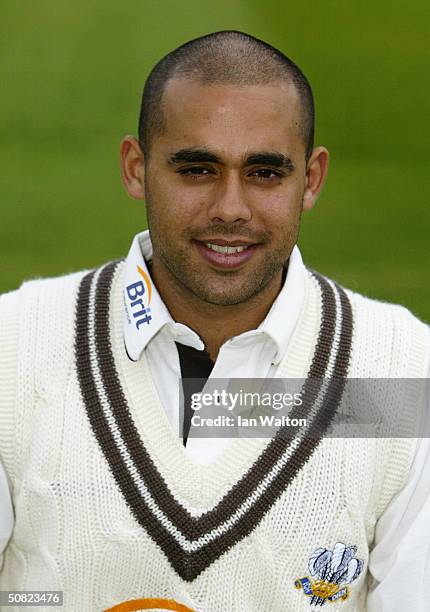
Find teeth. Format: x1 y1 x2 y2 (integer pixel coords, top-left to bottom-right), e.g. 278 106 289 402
204 243 249 254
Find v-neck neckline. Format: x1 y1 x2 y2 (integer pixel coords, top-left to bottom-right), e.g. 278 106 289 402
75 260 353 581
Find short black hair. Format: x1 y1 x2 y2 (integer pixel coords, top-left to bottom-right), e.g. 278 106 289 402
138 30 315 160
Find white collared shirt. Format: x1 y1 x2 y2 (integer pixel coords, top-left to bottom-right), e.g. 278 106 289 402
0 230 429 610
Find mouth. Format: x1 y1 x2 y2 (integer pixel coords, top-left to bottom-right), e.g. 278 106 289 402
192 238 260 269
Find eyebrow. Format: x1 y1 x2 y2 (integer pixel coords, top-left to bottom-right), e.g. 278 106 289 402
246 153 294 172
168 148 295 172
168 149 220 164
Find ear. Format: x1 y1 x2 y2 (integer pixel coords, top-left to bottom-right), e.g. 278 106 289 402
302 146 329 212
119 136 146 200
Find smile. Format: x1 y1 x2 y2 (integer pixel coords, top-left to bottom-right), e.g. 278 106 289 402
204 243 249 254
193 239 259 270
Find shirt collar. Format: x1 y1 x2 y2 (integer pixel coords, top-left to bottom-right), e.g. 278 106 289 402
123 230 306 363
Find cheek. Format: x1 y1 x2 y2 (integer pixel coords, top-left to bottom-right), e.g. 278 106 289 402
256 191 303 231
149 178 207 223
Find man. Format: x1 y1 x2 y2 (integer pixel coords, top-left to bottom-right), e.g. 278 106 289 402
0 31 429 612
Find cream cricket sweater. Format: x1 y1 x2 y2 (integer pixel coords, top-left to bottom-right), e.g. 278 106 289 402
0 260 428 612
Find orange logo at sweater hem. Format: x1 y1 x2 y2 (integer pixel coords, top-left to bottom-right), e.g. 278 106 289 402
104 597 196 612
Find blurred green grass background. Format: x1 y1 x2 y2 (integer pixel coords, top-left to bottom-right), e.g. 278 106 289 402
1 1 428 320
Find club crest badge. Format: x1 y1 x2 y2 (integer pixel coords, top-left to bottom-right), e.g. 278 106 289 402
295 542 364 606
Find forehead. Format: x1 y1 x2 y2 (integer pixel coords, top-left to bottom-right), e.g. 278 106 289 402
157 78 304 157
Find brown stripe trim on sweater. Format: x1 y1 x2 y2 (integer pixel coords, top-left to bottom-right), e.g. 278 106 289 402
75 262 353 581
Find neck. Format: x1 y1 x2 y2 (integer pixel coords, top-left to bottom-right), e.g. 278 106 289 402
149 259 284 362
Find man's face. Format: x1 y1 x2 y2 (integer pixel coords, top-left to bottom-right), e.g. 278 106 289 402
144 78 309 306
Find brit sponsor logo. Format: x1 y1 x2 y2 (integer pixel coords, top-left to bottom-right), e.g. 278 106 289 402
125 265 153 329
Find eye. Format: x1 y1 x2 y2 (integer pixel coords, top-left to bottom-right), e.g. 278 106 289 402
250 168 284 182
177 166 215 180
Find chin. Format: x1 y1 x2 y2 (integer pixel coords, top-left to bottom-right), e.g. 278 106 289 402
189 280 267 306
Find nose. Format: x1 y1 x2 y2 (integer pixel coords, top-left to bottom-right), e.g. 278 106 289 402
207 172 252 224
